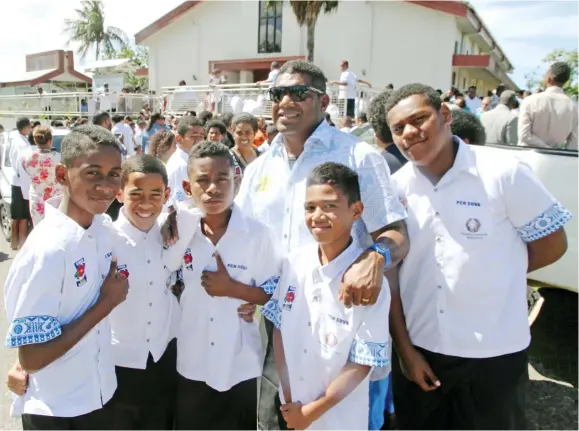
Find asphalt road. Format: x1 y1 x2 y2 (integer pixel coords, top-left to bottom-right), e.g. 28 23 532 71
0 238 576 430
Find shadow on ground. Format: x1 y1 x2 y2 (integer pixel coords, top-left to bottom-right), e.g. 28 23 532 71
527 288 578 430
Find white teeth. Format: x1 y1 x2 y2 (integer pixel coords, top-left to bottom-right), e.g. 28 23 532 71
136 213 152 218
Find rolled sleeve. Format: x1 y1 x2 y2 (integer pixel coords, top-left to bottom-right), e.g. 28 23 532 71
505 161 572 242
261 298 282 330
349 279 391 368
355 145 407 233
255 224 282 295
5 246 65 348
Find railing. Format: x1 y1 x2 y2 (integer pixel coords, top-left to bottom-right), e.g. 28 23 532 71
0 92 157 119
162 84 383 123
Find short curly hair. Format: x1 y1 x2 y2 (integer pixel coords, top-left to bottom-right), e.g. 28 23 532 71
231 113 258 133
278 60 327 92
385 83 442 123
450 109 486 146
368 90 393 144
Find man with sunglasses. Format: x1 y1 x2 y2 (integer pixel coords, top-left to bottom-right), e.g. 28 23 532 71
235 60 409 430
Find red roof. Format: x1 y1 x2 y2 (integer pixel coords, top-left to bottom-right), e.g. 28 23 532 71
135 1 204 44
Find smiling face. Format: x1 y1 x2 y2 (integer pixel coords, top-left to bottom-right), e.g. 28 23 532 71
207 127 223 142
272 72 328 139
184 156 235 215
387 94 452 166
56 146 122 225
118 172 169 232
233 123 256 148
305 183 362 246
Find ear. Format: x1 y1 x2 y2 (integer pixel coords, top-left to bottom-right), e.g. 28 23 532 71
163 186 171 204
440 103 452 128
55 164 67 186
182 180 192 197
233 173 242 196
116 189 124 203
175 134 183 145
352 201 364 221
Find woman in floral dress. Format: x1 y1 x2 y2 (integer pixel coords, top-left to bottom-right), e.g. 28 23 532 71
20 126 63 225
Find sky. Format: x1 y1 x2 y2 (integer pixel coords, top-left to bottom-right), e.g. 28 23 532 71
0 0 576 88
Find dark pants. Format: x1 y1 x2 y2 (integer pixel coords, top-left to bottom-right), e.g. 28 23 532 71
109 339 177 430
22 404 113 430
346 98 356 117
175 375 257 430
10 185 31 220
258 319 282 430
392 346 528 430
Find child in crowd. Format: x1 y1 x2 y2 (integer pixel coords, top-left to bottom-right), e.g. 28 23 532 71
20 126 64 225
4 125 128 430
262 162 391 430
164 140 281 430
148 129 177 164
230 113 260 172
205 119 227 142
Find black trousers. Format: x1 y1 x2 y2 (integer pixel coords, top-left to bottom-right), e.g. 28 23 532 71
258 318 282 430
22 403 113 430
175 375 257 430
346 98 356 117
392 346 528 430
109 339 177 430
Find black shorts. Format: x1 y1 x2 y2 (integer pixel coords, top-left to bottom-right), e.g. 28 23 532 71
22 403 113 430
10 185 31 220
346 98 356 117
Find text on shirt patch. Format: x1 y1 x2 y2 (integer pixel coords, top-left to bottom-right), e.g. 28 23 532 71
183 248 193 271
328 314 349 325
227 263 248 271
105 252 113 259
456 200 481 207
282 286 296 311
74 258 87 287
117 264 130 279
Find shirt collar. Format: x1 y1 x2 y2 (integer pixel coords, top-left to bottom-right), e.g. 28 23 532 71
115 207 159 243
312 239 363 284
270 119 334 155
546 86 565 95
44 196 103 241
194 203 248 235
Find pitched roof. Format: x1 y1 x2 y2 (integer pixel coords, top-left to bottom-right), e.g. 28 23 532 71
135 1 203 44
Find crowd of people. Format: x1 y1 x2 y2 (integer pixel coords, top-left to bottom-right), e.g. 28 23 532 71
2 59 573 431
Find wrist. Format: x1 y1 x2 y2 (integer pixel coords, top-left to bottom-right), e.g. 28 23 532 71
302 401 319 423
368 243 391 271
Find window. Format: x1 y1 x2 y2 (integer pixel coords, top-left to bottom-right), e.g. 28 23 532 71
258 1 282 53
454 41 459 55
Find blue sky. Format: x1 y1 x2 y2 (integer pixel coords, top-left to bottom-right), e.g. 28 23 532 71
0 0 576 89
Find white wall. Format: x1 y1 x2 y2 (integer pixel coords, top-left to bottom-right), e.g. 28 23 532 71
144 0 456 93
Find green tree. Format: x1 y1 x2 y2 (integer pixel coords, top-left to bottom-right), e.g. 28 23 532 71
63 0 128 60
268 1 339 62
104 46 149 89
524 49 578 100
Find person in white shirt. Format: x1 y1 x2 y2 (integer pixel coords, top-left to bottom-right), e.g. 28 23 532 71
165 116 205 210
236 60 408 431
464 86 482 113
8 118 33 249
257 61 281 88
329 60 372 117
263 162 391 430
385 83 571 429
4 125 128 430
164 141 282 430
518 61 578 149
112 114 135 157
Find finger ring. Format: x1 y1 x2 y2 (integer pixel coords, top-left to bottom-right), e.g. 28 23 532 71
362 298 370 303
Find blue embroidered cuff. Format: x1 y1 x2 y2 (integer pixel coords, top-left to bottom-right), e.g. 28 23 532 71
259 276 280 295
261 298 282 330
5 316 62 348
517 202 572 242
349 338 390 367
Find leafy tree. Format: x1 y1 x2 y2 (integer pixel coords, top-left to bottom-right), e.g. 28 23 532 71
524 49 578 100
268 1 339 62
104 46 149 89
63 0 128 60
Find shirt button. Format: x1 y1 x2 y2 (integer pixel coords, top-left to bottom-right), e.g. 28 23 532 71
307 322 311 327
211 342 215 346
436 237 442 243
433 187 438 192
210 317 214 322
434 212 440 217
149 281 153 286
147 260 151 264
439 310 444 314
283 234 288 239
147 321 151 325
303 349 307 353
149 302 153 307
437 285 442 289
285 208 290 214
146 338 150 342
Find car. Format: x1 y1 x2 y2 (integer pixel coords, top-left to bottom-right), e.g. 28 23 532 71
0 128 69 241
350 123 377 148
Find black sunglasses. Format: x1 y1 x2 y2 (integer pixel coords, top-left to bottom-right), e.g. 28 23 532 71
268 85 325 103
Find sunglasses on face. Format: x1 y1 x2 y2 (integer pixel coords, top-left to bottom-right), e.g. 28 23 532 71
268 85 325 103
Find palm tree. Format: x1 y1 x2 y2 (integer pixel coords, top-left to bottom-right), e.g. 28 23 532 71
63 0 128 60
267 1 339 62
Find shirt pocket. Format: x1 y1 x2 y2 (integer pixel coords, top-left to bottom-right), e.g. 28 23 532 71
316 306 354 361
450 204 494 252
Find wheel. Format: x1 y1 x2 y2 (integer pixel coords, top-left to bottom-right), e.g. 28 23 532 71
0 201 11 242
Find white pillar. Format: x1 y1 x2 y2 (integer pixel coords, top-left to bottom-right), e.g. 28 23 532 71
239 70 254 84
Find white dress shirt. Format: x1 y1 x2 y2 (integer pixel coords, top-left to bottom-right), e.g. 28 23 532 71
4 197 117 417
108 209 180 369
266 69 280 88
166 146 189 210
393 139 572 358
465 96 482 113
8 131 32 189
112 123 135 156
262 241 391 430
338 70 358 100
165 204 282 391
235 120 406 256
518 86 578 149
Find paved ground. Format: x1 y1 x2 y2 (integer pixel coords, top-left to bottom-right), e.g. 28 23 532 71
0 238 576 430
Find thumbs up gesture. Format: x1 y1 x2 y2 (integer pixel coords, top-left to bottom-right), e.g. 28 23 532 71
201 252 234 298
99 257 130 311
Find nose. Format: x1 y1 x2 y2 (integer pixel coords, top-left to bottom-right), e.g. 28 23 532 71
95 178 118 195
402 123 420 140
311 206 326 222
206 182 218 194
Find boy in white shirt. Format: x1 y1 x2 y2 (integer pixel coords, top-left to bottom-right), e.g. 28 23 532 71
4 125 128 430
164 140 281 430
262 162 391 430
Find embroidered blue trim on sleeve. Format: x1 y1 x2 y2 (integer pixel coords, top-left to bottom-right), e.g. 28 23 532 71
349 338 390 367
517 202 572 242
259 276 280 295
5 316 62 347
261 298 282 330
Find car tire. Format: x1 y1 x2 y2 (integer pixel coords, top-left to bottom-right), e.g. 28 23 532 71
0 201 11 242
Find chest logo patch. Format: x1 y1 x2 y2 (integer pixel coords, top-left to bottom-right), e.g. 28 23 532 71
183 248 193 271
465 218 482 233
325 332 338 348
74 258 87 287
283 286 296 311
117 264 130 279
257 176 270 192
